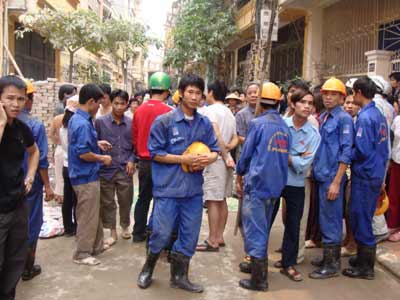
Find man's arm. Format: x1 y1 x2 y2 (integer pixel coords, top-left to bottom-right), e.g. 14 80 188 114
211 122 234 167
0 103 7 143
36 123 54 200
327 116 353 200
25 143 39 194
226 134 239 151
79 152 112 166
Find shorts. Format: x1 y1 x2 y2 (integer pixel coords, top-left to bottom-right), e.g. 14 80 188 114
203 157 233 201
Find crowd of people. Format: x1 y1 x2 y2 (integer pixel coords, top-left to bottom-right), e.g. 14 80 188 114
0 70 400 298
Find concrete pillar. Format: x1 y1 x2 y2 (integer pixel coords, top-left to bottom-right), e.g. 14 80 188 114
365 50 394 78
302 7 323 84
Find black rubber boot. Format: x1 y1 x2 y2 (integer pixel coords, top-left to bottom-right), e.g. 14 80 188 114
309 244 341 279
137 252 160 289
21 246 42 281
239 261 251 274
310 256 324 267
170 252 203 293
343 245 376 280
239 257 268 291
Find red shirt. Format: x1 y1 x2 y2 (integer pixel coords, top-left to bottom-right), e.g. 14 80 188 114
132 100 172 160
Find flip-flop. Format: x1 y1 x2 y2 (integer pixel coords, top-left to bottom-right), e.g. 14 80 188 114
196 240 219 252
104 237 117 248
274 260 283 268
389 231 400 242
219 242 226 247
73 256 101 266
280 266 303 282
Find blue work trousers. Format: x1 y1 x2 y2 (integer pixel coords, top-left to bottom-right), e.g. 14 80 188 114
148 196 203 257
318 180 345 245
349 181 380 246
242 193 277 259
26 183 44 246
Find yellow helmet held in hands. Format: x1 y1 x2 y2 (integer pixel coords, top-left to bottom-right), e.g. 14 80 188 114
172 90 180 105
181 141 210 173
375 190 389 216
321 77 346 96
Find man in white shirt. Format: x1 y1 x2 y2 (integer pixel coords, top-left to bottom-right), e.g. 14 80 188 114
196 81 238 251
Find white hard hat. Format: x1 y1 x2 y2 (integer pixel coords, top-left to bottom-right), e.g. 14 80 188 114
345 78 357 89
369 75 391 96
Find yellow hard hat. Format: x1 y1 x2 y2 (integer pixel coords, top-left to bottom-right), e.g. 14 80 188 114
260 82 281 104
321 77 346 96
172 90 180 105
375 190 389 216
181 141 210 173
24 79 36 95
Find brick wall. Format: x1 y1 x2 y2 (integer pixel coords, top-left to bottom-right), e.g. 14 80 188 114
30 78 73 164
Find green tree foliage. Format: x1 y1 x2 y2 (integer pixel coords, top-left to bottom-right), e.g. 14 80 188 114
164 0 236 79
17 8 104 82
17 8 151 84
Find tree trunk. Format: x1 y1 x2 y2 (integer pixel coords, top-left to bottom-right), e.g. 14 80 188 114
68 51 74 83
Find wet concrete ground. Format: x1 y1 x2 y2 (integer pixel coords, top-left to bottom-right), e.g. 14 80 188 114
16 210 400 300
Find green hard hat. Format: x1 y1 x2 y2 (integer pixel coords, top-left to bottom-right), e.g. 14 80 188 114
149 72 171 91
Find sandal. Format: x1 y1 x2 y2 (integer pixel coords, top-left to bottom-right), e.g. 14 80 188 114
104 237 117 248
280 266 303 282
274 260 283 268
389 231 400 242
275 247 282 253
305 240 318 249
196 240 219 252
219 242 226 247
121 227 131 240
73 256 101 266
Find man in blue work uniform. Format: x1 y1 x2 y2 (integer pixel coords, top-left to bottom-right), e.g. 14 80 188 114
137 74 219 293
236 82 290 291
17 80 54 280
342 77 388 280
310 77 353 279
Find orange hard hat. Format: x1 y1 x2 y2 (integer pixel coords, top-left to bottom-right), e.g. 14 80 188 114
24 79 36 95
260 82 281 104
181 141 210 173
172 90 180 105
375 190 389 216
321 77 346 96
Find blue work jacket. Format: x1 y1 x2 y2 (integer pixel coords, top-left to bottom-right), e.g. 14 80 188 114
236 109 291 200
148 106 220 199
313 106 353 182
351 101 389 186
68 109 100 186
18 109 49 188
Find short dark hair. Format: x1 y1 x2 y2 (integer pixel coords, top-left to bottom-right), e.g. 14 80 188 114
208 80 228 101
0 75 26 96
291 90 313 105
98 83 112 96
79 84 104 104
129 97 140 106
346 87 353 96
260 102 279 110
312 84 325 114
150 89 166 97
58 84 76 101
288 78 310 92
178 74 205 93
353 76 377 99
110 89 129 103
389 72 400 82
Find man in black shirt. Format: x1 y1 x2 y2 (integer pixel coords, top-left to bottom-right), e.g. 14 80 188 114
0 75 39 300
